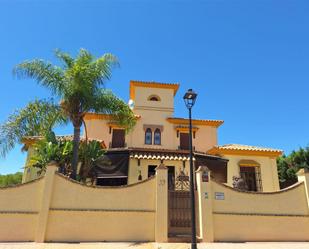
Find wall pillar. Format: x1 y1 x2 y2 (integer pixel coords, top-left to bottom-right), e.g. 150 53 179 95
35 161 58 243
297 168 309 210
196 166 214 242
155 163 168 242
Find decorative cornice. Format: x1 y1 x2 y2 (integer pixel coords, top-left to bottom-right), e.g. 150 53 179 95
175 126 199 133
130 80 180 100
84 113 141 121
167 117 224 127
238 159 260 167
208 144 283 158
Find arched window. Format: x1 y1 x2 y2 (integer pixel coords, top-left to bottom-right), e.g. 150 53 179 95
154 128 161 145
145 128 152 144
238 160 262 192
147 95 161 101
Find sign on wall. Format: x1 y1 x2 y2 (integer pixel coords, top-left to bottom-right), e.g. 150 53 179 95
215 192 225 200
202 171 209 182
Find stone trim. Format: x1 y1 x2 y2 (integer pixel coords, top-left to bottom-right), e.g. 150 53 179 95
50 208 155 213
55 172 155 189
0 176 44 190
213 179 305 195
0 211 38 214
213 212 309 218
143 124 164 132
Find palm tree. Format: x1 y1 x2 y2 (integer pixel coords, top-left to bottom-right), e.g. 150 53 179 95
13 49 136 179
0 99 66 158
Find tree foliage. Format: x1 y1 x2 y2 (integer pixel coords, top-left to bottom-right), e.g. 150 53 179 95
28 132 73 175
14 49 136 179
277 146 309 189
0 99 67 158
28 131 105 183
0 172 23 187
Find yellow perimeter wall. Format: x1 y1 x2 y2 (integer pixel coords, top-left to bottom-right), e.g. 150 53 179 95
203 168 309 242
0 163 159 242
1 164 309 243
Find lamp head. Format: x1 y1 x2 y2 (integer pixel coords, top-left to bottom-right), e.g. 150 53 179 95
183 89 197 109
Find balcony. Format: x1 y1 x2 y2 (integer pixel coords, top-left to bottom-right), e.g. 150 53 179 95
109 142 127 149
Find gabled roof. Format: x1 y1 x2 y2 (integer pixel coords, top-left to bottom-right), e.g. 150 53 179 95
207 144 283 157
130 80 180 100
167 117 224 128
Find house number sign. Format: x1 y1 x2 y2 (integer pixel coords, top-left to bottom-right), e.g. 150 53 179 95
159 179 166 186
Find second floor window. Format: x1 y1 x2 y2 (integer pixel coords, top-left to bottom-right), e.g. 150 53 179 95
111 129 125 148
145 128 152 144
154 128 161 145
179 132 189 150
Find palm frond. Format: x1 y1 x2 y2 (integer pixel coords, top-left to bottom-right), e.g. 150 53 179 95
0 99 67 158
91 90 136 131
92 53 119 84
54 49 74 68
13 60 65 96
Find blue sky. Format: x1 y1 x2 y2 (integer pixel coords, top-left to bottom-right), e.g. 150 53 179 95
0 0 308 174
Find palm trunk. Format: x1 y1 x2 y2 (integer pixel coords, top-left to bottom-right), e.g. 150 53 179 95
71 124 81 180
82 118 88 144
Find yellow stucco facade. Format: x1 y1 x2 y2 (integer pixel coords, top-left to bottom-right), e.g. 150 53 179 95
22 80 282 192
82 80 282 191
9 80 307 243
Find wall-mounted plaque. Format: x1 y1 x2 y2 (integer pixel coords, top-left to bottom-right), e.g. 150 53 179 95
202 171 209 182
215 192 225 200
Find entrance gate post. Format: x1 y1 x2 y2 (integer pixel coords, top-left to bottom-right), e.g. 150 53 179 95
155 164 168 242
196 166 214 242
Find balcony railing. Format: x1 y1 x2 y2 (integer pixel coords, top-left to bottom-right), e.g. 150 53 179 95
178 145 195 151
109 142 127 149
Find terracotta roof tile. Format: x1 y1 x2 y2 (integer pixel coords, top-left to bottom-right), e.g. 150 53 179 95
167 117 224 127
208 144 283 157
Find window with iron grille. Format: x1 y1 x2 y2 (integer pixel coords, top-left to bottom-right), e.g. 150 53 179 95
239 166 262 192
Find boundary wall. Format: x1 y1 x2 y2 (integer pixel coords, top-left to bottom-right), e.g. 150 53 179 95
196 166 309 242
0 162 168 242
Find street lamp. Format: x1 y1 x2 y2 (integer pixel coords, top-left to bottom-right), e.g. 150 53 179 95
183 89 198 249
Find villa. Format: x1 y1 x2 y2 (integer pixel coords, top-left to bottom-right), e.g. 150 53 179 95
22 80 282 192
5 81 309 243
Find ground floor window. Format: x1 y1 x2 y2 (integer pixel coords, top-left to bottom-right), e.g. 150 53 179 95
239 166 262 192
147 165 175 190
148 165 157 177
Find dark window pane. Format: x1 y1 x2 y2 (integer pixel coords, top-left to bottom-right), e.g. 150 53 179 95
179 133 189 150
148 165 157 178
111 129 125 148
145 128 152 144
240 166 259 192
154 128 161 145
168 166 175 190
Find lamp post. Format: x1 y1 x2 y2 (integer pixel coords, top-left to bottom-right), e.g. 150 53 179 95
183 89 198 249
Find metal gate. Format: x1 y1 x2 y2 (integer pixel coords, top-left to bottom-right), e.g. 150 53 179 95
168 171 191 236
